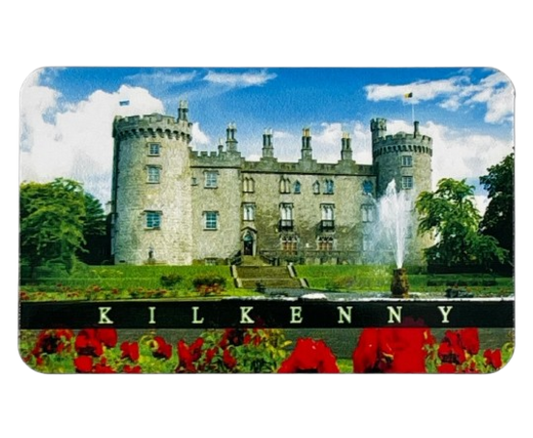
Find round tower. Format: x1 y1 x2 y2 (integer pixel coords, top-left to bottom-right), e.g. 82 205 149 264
111 103 193 265
371 118 432 197
371 118 433 264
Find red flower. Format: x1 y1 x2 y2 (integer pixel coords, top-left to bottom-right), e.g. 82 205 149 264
152 336 172 359
95 328 118 348
94 363 115 373
483 349 503 369
437 363 457 373
206 347 218 364
74 355 93 373
458 328 480 355
120 342 140 361
176 340 197 372
223 349 237 369
75 330 103 357
279 338 339 373
124 364 142 373
353 327 430 373
32 329 74 356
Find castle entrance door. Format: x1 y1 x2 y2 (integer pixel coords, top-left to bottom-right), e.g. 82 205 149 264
243 232 255 256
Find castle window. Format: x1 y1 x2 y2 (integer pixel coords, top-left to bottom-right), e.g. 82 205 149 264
313 181 320 194
243 203 255 221
148 143 161 156
317 236 334 251
145 211 161 229
279 203 294 230
401 155 413 167
243 177 255 193
280 176 291 194
402 176 414 190
191 177 198 186
362 233 372 251
294 181 301 194
204 211 219 230
147 166 161 183
324 179 334 194
321 204 335 221
363 180 373 195
281 236 298 254
205 171 218 188
362 205 375 222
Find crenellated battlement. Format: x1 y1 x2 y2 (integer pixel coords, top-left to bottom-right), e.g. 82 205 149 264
190 149 243 168
372 132 433 157
113 113 192 142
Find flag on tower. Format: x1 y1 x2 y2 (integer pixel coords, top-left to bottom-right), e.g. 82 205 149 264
404 92 413 98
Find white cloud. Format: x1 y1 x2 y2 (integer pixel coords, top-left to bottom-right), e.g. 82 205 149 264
204 70 276 88
366 77 466 103
126 70 197 86
365 71 514 124
191 122 210 147
20 79 164 204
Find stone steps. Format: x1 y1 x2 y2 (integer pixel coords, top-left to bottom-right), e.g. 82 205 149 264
233 264 307 290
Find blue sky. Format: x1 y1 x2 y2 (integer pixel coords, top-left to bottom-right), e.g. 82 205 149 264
20 67 514 209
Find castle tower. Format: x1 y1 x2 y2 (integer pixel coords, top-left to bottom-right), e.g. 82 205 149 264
111 109 194 265
371 118 432 197
371 118 433 263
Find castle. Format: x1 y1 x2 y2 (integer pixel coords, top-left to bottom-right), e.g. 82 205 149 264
110 102 433 266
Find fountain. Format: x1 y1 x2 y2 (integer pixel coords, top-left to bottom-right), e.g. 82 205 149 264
375 180 413 298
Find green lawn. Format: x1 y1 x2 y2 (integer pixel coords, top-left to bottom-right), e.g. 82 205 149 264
20 262 513 301
294 264 513 296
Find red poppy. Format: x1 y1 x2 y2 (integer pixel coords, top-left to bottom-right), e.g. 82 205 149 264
124 364 142 373
74 355 93 373
32 329 74 356
458 328 480 355
206 347 218 364
483 349 503 369
120 342 140 361
437 363 457 373
75 330 103 357
95 328 118 348
94 357 117 374
279 338 339 373
353 327 430 373
152 336 172 359
223 349 237 369
176 340 197 373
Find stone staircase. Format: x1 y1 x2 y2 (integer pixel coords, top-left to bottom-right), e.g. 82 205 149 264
232 259 308 290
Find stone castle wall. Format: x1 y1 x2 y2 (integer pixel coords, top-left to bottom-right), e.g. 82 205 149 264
111 109 434 266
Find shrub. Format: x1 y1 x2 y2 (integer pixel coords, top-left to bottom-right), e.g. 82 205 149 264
160 273 183 288
192 275 226 296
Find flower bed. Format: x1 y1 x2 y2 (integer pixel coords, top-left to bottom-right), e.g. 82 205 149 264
20 326 513 374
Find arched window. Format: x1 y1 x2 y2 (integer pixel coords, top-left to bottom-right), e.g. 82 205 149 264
279 176 291 194
313 180 320 195
361 205 375 222
294 180 301 194
324 179 334 194
243 177 255 193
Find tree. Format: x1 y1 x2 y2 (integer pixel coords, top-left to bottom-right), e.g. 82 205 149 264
416 178 507 269
82 193 106 237
480 153 514 265
78 193 108 264
20 178 86 277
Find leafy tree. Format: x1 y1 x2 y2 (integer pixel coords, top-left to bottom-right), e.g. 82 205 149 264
416 178 507 269
480 153 514 264
20 178 86 277
82 193 106 237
